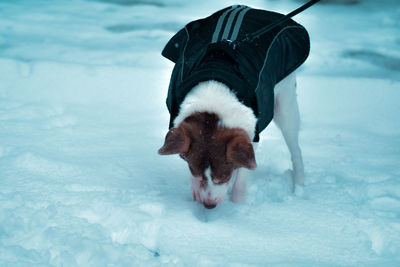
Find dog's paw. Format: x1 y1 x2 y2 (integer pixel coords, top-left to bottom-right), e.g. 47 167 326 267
192 189 201 202
230 191 246 204
294 184 304 197
293 169 305 187
288 169 305 195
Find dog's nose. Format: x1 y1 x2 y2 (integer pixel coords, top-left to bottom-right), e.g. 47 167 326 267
204 203 217 209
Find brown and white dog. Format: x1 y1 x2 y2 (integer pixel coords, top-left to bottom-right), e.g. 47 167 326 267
158 5 309 209
158 72 304 209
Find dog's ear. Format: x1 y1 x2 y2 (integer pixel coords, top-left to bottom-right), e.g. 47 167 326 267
227 135 257 170
158 126 191 155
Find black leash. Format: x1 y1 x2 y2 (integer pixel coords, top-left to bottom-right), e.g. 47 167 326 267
243 0 321 43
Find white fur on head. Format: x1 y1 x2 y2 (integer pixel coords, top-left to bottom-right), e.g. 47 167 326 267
200 167 229 205
173 80 257 140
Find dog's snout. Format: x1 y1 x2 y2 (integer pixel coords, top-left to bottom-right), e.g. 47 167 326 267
203 203 217 209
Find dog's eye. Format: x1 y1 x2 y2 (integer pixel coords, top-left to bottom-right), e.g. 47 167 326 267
212 177 224 185
212 171 232 184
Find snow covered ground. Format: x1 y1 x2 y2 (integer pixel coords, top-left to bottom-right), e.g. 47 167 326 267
1 0 399 266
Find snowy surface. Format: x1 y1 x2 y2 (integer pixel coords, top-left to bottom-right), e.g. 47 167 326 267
1 0 400 266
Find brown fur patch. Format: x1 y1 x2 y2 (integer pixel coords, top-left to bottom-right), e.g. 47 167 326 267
160 112 256 187
158 127 190 155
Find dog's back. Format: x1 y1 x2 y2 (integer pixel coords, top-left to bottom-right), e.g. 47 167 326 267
162 5 310 141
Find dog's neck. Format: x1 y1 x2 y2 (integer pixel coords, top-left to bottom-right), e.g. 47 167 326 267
173 80 257 140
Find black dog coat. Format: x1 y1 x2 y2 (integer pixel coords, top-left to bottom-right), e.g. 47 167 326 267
162 5 310 141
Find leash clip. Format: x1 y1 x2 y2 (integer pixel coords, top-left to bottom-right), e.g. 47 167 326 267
225 39 238 50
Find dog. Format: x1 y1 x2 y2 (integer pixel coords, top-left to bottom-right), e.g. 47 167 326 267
158 5 310 209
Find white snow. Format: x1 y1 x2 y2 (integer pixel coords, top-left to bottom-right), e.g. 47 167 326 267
1 0 400 266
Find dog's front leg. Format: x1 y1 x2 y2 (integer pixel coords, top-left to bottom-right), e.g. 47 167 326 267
191 175 201 202
230 168 249 203
230 142 257 203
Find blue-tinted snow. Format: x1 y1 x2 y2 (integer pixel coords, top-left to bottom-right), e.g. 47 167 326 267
0 0 399 266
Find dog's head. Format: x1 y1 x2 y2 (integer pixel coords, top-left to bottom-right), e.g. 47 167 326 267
158 112 256 208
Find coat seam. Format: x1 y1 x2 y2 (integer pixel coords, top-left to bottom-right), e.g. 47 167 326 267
255 25 305 92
